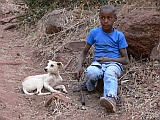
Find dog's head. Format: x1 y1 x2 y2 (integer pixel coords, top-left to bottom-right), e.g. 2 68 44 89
44 60 63 74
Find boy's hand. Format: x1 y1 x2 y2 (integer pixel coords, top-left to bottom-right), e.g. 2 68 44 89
75 65 83 81
97 57 109 62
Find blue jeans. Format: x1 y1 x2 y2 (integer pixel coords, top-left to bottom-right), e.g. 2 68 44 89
84 62 122 98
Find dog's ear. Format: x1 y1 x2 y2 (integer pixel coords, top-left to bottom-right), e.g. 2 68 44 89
47 60 52 63
57 62 63 68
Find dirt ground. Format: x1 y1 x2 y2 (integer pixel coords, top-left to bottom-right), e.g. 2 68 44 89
0 1 116 120
0 23 108 120
0 1 160 120
0 14 112 120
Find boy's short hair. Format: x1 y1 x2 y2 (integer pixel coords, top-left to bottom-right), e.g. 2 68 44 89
100 5 116 14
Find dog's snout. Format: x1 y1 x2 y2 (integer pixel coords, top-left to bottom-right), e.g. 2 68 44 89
44 68 48 72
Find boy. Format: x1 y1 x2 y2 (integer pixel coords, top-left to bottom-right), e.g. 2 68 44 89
74 5 129 112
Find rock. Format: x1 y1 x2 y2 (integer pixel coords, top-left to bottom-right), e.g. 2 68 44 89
45 9 64 34
118 10 160 59
63 41 86 52
45 93 69 107
0 116 10 120
150 42 160 61
54 41 86 69
3 23 20 30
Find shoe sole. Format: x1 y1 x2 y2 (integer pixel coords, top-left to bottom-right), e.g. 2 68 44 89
100 97 116 113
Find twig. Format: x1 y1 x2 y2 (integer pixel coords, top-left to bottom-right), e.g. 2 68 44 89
61 72 77 75
63 57 74 70
0 15 25 25
4 23 21 30
0 61 24 65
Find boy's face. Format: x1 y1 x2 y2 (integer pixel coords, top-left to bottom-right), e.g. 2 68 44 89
99 9 117 33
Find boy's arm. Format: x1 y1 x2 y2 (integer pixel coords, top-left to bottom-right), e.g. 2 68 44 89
76 43 91 79
97 48 129 65
118 48 130 65
77 43 91 70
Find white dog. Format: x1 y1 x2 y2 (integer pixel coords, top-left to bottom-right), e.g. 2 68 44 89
22 60 67 95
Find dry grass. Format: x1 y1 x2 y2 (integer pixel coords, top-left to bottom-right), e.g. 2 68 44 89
118 58 160 119
23 0 160 119
24 0 159 61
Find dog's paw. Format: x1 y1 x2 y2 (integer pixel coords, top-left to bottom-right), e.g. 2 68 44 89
63 90 68 94
53 90 61 94
34 92 39 95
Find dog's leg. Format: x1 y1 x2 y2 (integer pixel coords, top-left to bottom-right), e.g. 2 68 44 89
22 88 36 95
54 85 68 93
36 85 52 95
44 84 61 93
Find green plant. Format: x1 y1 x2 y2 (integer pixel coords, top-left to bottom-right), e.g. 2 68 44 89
21 0 57 26
20 0 125 26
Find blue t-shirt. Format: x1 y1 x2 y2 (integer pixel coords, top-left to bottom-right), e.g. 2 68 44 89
86 26 128 61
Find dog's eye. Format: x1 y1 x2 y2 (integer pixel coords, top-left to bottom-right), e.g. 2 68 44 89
57 63 61 66
51 64 54 67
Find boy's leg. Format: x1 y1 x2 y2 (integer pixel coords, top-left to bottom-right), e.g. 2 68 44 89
100 64 121 112
84 65 103 91
103 65 121 97
72 65 103 92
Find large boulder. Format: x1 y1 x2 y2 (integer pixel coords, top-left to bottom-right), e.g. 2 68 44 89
54 41 86 71
150 42 160 61
118 10 160 59
45 9 64 34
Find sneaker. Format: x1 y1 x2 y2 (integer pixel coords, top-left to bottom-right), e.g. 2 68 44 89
72 82 87 92
100 97 116 113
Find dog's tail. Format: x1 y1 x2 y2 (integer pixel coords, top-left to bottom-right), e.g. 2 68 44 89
22 88 36 95
37 92 51 95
